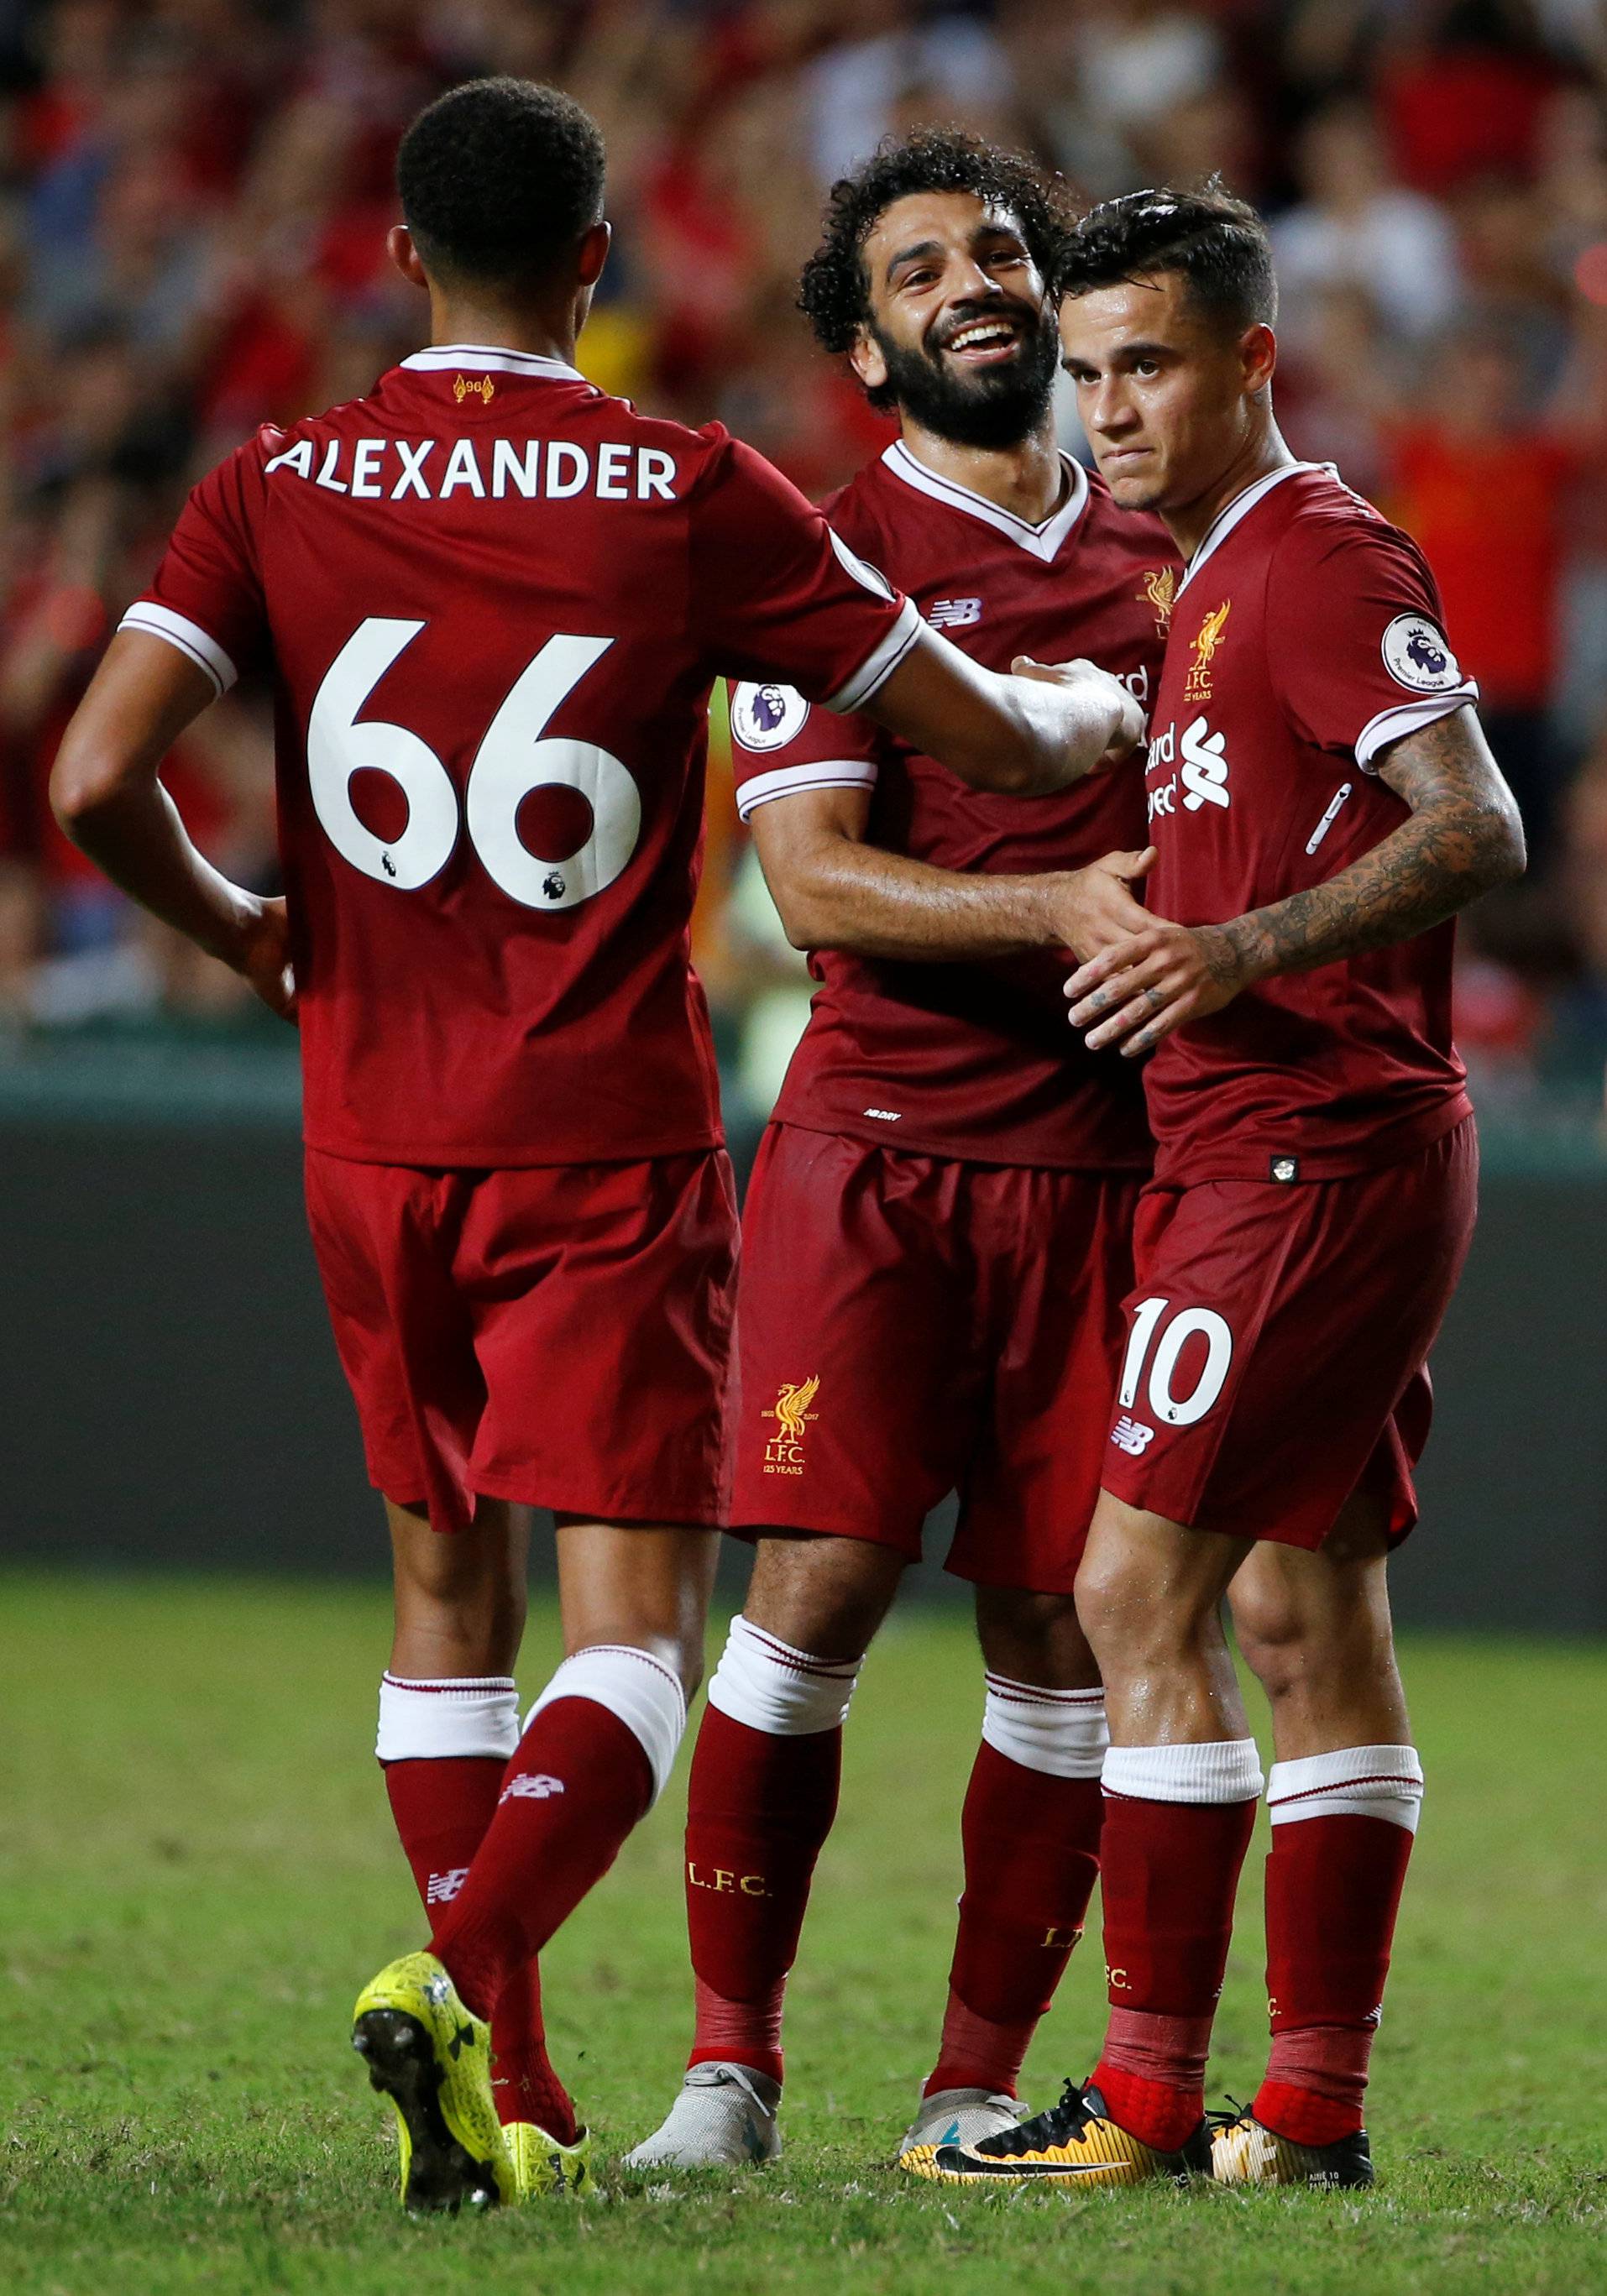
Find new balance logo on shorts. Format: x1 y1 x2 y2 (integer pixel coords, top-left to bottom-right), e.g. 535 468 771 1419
425 1865 470 1905
500 1772 566 1803
1110 1415 1156 1456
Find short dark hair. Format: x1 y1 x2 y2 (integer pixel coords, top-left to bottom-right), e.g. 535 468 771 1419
1055 180 1277 337
396 76 605 292
798 127 1072 404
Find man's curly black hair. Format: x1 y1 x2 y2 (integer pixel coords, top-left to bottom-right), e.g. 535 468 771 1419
1055 180 1276 337
798 128 1074 406
397 77 605 292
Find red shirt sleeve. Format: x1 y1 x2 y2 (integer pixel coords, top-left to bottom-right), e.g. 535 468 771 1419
1266 514 1479 773
688 430 920 710
726 677 882 819
119 434 273 693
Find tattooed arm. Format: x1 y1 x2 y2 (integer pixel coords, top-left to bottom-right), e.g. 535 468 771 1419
1063 706 1525 1057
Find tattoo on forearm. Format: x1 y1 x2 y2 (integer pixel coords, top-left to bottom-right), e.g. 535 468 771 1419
1222 709 1524 983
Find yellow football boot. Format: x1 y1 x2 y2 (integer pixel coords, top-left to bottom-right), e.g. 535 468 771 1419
505 2120 594 2199
1207 2109 1374 2189
928 2078 1211 2187
352 1951 514 2214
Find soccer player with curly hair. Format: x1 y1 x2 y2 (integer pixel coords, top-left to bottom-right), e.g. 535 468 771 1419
629 128 1180 2173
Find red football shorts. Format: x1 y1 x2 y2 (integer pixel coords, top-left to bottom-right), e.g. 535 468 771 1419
729 1123 1144 1593
1100 1116 1479 1549
304 1147 738 1534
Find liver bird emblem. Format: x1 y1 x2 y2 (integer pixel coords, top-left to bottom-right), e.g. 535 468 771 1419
1191 599 1232 672
772 1376 820 1443
1142 567 1177 630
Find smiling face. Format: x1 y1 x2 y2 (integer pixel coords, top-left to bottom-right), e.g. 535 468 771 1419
1058 269 1276 517
851 190 1060 448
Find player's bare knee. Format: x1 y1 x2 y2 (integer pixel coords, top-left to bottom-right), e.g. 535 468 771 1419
976 1584 1099 1690
743 1531 901 1663
669 1625 707 1702
1240 1604 1398 1728
1076 1519 1235 1687
647 1628 707 1702
389 1501 528 1672
1228 1573 1312 1700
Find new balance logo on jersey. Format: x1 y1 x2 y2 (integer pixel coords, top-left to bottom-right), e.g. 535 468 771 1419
1110 1415 1156 1455
426 1866 470 1905
500 1772 566 1803
928 597 982 629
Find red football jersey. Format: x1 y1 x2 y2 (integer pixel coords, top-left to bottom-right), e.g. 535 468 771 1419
124 343 919 1165
1140 461 1479 1184
729 442 1177 1168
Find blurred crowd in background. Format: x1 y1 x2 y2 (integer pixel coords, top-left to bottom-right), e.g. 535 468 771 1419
2 0 1606 1127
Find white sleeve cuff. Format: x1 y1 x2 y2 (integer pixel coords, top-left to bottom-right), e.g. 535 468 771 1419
118 604 238 698
824 597 922 714
735 759 877 820
1355 685 1479 772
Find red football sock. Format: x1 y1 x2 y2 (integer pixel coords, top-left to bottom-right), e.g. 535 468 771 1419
376 1679 578 2142
377 1670 521 1910
430 1693 656 2021
1091 1739 1262 2154
1254 1747 1422 2147
385 1754 504 1914
488 1958 578 2146
683 1702 841 2087
925 1740 1103 2098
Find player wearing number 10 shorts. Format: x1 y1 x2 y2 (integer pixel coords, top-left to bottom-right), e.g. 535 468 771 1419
50 79 1142 2213
932 184 1525 2197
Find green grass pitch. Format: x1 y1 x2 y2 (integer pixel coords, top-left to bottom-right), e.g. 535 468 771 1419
4 1571 1605 2295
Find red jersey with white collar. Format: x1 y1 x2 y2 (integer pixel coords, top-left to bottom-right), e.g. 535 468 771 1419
1140 460 1479 1183
729 442 1175 1168
124 343 919 1165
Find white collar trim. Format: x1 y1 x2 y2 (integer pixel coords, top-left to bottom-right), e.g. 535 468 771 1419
401 343 586 382
1177 461 1325 594
880 440 1090 562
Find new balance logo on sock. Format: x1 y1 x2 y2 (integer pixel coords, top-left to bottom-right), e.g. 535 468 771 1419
426 1865 470 1905
500 1773 566 1803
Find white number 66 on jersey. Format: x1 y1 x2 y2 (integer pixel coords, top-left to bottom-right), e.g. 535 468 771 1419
308 618 641 911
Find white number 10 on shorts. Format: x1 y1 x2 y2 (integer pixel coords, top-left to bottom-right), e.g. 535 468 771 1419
1117 1296 1235 1430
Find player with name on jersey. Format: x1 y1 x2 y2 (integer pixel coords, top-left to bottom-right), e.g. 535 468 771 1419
627 130 1179 2178
49 78 1144 2216
932 184 1525 2193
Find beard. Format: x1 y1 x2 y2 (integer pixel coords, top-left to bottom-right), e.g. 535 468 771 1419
870 302 1060 448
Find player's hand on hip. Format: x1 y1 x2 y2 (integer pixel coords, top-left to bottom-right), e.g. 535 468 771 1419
1039 847 1156 960
229 894 297 1022
1012 656 1146 766
1065 918 1245 1055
